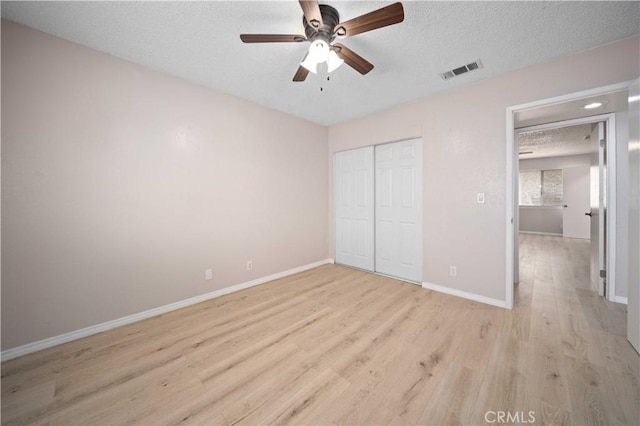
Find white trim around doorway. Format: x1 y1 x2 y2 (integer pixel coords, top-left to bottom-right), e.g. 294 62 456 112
505 81 634 309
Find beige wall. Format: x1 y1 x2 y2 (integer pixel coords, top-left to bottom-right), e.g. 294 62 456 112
1 21 329 349
328 36 640 302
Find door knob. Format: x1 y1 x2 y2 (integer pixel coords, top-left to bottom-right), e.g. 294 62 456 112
563 204 568 208
585 212 593 217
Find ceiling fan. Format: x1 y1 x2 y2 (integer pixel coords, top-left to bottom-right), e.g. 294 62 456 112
240 1 404 82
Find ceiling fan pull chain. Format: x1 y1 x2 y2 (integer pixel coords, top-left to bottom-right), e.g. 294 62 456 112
322 75 330 91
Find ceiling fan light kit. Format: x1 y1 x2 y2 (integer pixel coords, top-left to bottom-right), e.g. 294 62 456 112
240 1 404 82
300 39 344 73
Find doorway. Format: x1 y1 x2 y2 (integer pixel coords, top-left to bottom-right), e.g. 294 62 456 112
506 83 630 309
334 138 423 283
515 119 608 296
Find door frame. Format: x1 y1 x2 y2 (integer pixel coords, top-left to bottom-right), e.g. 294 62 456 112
505 81 632 308
514 114 615 298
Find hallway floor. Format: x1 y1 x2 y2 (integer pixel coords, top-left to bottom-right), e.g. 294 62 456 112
517 233 638 424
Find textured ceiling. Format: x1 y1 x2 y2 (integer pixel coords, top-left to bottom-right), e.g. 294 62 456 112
519 124 594 159
2 1 639 126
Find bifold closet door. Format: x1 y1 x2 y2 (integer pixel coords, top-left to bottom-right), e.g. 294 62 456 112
335 147 374 271
375 139 423 283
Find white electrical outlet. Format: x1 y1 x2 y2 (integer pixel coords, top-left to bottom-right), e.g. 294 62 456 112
246 261 253 271
477 193 485 204
449 266 457 277
205 269 213 280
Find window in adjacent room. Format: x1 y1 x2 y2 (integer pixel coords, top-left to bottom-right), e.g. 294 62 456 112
519 169 563 206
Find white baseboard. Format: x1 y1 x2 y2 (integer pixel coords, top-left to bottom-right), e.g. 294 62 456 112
422 281 508 309
1 259 333 362
614 296 628 305
519 231 563 237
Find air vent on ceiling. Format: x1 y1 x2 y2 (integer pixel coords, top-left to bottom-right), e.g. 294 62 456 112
440 60 484 80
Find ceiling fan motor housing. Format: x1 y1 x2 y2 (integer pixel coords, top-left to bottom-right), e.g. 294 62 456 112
304 4 340 43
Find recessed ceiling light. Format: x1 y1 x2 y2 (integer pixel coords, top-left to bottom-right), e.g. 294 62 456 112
583 102 603 109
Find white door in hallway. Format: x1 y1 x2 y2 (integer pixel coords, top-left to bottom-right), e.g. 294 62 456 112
562 166 591 239
335 147 374 271
627 78 640 354
589 122 606 295
375 139 423 283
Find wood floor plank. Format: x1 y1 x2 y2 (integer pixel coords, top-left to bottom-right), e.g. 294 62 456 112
468 332 531 424
257 367 351 425
416 365 483 425
555 287 607 366
563 355 620 426
528 288 571 411
2 235 637 425
219 354 322 425
536 399 573 426
453 307 504 372
0 380 56 425
193 308 333 385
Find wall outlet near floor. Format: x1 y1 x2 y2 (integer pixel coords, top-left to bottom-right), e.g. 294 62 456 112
449 266 457 277
205 268 213 281
246 261 253 271
477 193 485 204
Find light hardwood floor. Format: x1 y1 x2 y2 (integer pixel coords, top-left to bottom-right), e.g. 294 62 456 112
2 234 638 425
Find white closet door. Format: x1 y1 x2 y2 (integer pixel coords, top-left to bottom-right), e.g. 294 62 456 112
335 147 374 271
375 139 423 283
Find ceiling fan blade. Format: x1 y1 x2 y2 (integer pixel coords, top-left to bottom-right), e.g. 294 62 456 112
240 34 306 43
293 53 310 82
299 0 323 29
293 66 310 82
333 43 374 75
335 2 404 38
